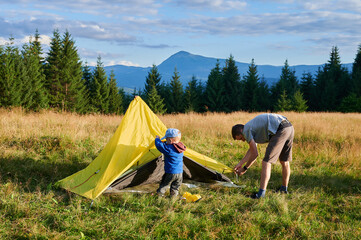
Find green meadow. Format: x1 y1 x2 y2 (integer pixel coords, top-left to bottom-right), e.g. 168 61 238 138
0 109 360 239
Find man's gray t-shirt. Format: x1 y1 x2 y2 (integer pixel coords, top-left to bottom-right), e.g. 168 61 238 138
243 113 287 144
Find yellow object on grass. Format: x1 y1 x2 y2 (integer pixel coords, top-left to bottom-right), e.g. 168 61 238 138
57 97 232 200
182 192 202 203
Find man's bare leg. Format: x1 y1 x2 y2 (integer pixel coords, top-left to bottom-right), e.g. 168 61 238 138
252 161 272 198
260 161 272 190
280 161 290 187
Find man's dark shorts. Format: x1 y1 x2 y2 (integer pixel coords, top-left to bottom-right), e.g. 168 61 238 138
264 121 294 164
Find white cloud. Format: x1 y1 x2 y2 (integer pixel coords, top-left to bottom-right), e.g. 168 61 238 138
172 0 247 11
0 0 161 17
21 34 51 46
78 48 132 64
296 0 361 12
2 2 361 52
107 60 140 67
0 34 51 47
178 11 361 37
299 1 330 10
88 61 97 67
306 34 361 46
336 0 361 12
0 37 7 45
268 43 295 51
56 21 137 43
1 0 361 64
0 17 138 44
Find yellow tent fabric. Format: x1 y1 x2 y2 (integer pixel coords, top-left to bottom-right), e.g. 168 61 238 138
57 96 232 199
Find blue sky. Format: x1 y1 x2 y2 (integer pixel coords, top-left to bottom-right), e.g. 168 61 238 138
1 0 361 67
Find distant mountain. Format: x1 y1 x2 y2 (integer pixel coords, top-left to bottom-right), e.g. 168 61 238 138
103 51 353 91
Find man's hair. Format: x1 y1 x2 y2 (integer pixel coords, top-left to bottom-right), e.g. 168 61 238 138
232 124 244 140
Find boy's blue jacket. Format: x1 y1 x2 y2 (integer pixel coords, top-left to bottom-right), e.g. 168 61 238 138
155 138 186 174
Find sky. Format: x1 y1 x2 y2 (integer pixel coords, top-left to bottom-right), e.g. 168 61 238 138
1 0 361 67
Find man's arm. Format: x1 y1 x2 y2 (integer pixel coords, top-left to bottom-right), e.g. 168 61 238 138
234 139 258 175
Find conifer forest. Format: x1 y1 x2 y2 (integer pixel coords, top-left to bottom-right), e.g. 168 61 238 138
1 30 361 114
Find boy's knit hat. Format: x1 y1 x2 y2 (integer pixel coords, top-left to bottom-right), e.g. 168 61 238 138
161 128 181 140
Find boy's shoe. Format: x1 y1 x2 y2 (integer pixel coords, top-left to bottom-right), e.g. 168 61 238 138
169 190 179 198
156 191 165 197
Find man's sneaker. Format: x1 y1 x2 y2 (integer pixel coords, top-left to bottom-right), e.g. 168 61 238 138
250 192 265 199
276 187 289 194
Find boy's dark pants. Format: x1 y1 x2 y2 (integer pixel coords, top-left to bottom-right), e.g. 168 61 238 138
157 173 183 196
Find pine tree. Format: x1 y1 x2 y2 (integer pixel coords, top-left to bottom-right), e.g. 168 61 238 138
222 55 241 112
30 30 49 109
275 90 292 112
292 89 308 112
108 70 123 114
338 93 361 112
184 76 203 112
256 76 271 111
82 62 93 93
144 65 166 113
21 40 48 111
81 62 92 112
272 60 298 105
45 29 63 108
168 67 184 113
330 47 351 108
147 85 166 114
314 46 350 111
0 39 22 107
91 56 109 113
241 59 260 111
58 30 88 113
158 81 172 113
205 60 225 112
300 72 316 110
122 89 134 113
314 66 330 111
144 64 162 98
351 44 361 96
131 88 137 98
32 29 45 64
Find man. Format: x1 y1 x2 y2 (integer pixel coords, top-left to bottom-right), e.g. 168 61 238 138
232 113 294 199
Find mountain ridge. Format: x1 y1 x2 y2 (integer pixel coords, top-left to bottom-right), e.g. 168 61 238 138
103 51 353 90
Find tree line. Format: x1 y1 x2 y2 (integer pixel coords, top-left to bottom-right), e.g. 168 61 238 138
0 30 124 114
1 30 361 114
144 46 361 114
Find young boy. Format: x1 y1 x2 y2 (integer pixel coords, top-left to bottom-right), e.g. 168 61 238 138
155 128 186 197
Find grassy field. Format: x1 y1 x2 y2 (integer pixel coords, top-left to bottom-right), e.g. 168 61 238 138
0 108 360 239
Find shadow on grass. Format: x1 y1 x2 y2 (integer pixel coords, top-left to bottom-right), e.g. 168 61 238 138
1 153 360 197
0 155 88 193
230 167 361 196
267 170 361 195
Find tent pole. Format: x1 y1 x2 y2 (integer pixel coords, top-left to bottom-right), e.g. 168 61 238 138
89 200 94 210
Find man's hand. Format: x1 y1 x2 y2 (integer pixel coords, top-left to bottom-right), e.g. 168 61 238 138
234 165 247 176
